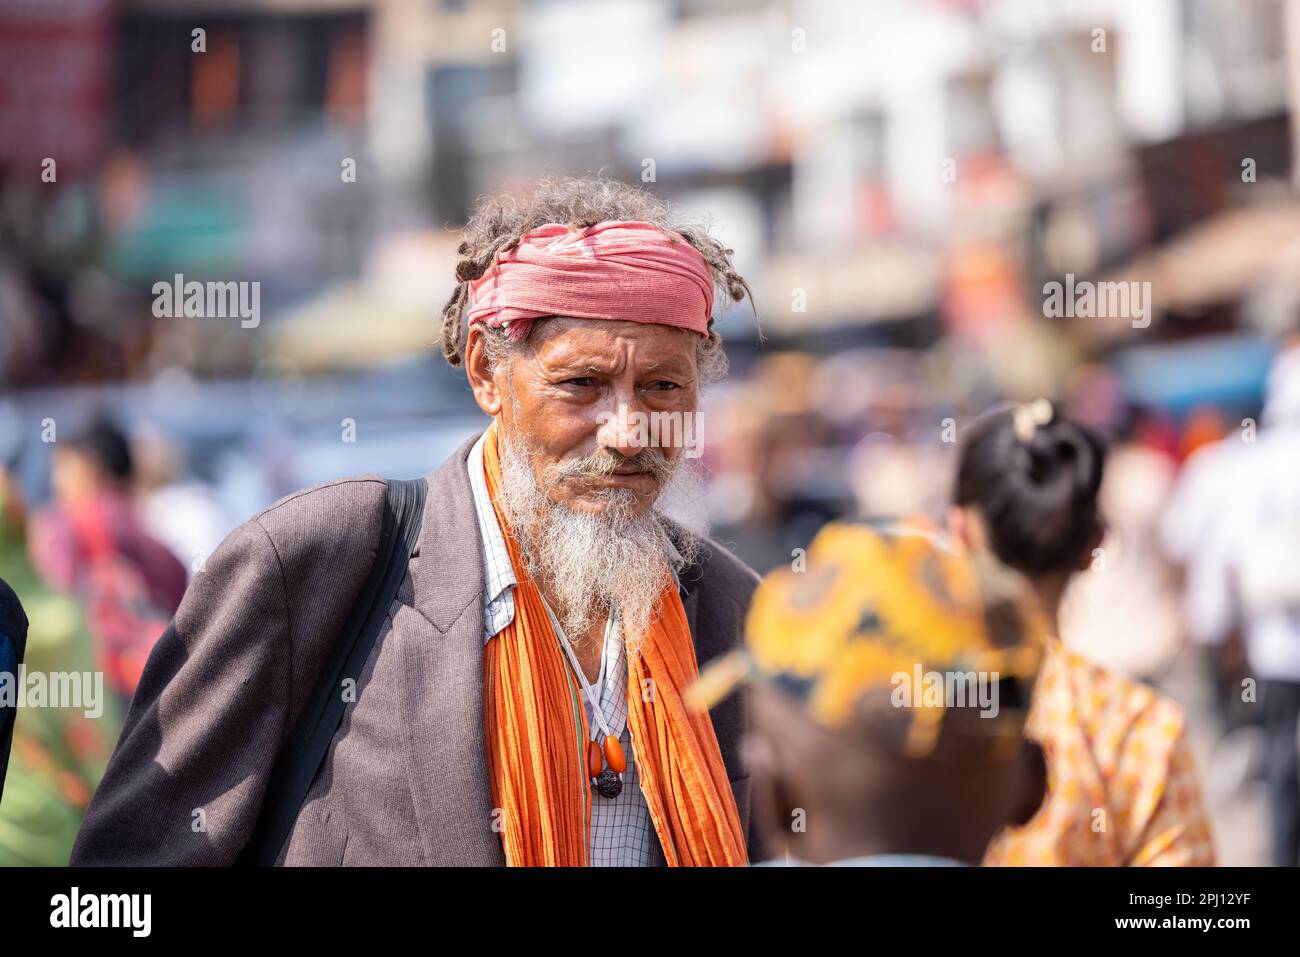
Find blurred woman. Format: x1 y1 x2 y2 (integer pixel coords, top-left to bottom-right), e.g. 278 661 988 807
27 418 187 710
949 400 1215 866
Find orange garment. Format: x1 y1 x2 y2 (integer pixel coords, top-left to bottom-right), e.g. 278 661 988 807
480 421 747 866
984 638 1215 866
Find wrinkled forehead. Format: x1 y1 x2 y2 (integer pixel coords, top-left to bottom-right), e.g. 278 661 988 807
522 316 701 368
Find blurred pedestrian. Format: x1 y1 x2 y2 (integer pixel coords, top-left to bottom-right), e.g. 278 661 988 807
0 462 116 866
1169 338 1300 866
131 424 232 576
951 400 1216 865
689 518 1049 866
27 417 187 708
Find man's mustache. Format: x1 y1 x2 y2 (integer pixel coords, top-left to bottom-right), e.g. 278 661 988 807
543 447 675 487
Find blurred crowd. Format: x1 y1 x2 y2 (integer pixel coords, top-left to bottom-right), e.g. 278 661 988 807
3 333 1300 864
705 334 1300 866
0 418 191 863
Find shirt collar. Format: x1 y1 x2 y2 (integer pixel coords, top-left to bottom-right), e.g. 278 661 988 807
468 430 517 608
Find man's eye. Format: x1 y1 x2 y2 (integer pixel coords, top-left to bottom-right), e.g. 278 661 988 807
563 377 596 388
646 380 681 391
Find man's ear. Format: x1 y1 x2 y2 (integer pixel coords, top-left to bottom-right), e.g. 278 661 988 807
464 325 503 417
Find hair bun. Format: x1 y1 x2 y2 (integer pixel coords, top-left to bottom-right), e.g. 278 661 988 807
954 404 1107 575
1021 434 1055 484
1012 398 1054 443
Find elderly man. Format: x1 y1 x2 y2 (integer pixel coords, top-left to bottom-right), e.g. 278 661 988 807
71 176 761 866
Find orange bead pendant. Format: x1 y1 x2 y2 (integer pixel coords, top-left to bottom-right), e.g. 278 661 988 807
603 735 626 774
587 739 604 779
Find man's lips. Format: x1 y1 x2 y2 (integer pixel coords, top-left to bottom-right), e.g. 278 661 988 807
573 470 656 489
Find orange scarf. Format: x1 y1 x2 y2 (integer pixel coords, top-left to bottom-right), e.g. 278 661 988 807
480 421 747 866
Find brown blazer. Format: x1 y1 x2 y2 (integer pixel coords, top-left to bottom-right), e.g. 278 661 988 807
71 435 761 865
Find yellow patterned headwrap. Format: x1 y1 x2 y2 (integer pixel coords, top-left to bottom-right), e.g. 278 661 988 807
687 516 1049 758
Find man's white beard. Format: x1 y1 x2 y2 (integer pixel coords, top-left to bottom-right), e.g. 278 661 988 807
496 430 700 655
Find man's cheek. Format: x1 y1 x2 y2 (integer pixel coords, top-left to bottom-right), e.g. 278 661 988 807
534 403 600 450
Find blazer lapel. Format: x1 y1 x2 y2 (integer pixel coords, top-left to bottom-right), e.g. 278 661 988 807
677 541 751 832
399 433 506 865
674 521 706 646
679 571 703 652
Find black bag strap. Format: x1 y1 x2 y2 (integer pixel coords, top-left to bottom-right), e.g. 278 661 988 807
238 476 428 866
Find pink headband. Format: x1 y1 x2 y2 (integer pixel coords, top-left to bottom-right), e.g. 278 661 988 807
464 220 714 341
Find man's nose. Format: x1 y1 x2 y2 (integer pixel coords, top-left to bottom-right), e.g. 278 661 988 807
596 397 647 459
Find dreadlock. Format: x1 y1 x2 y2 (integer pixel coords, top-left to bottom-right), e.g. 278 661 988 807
438 174 756 378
